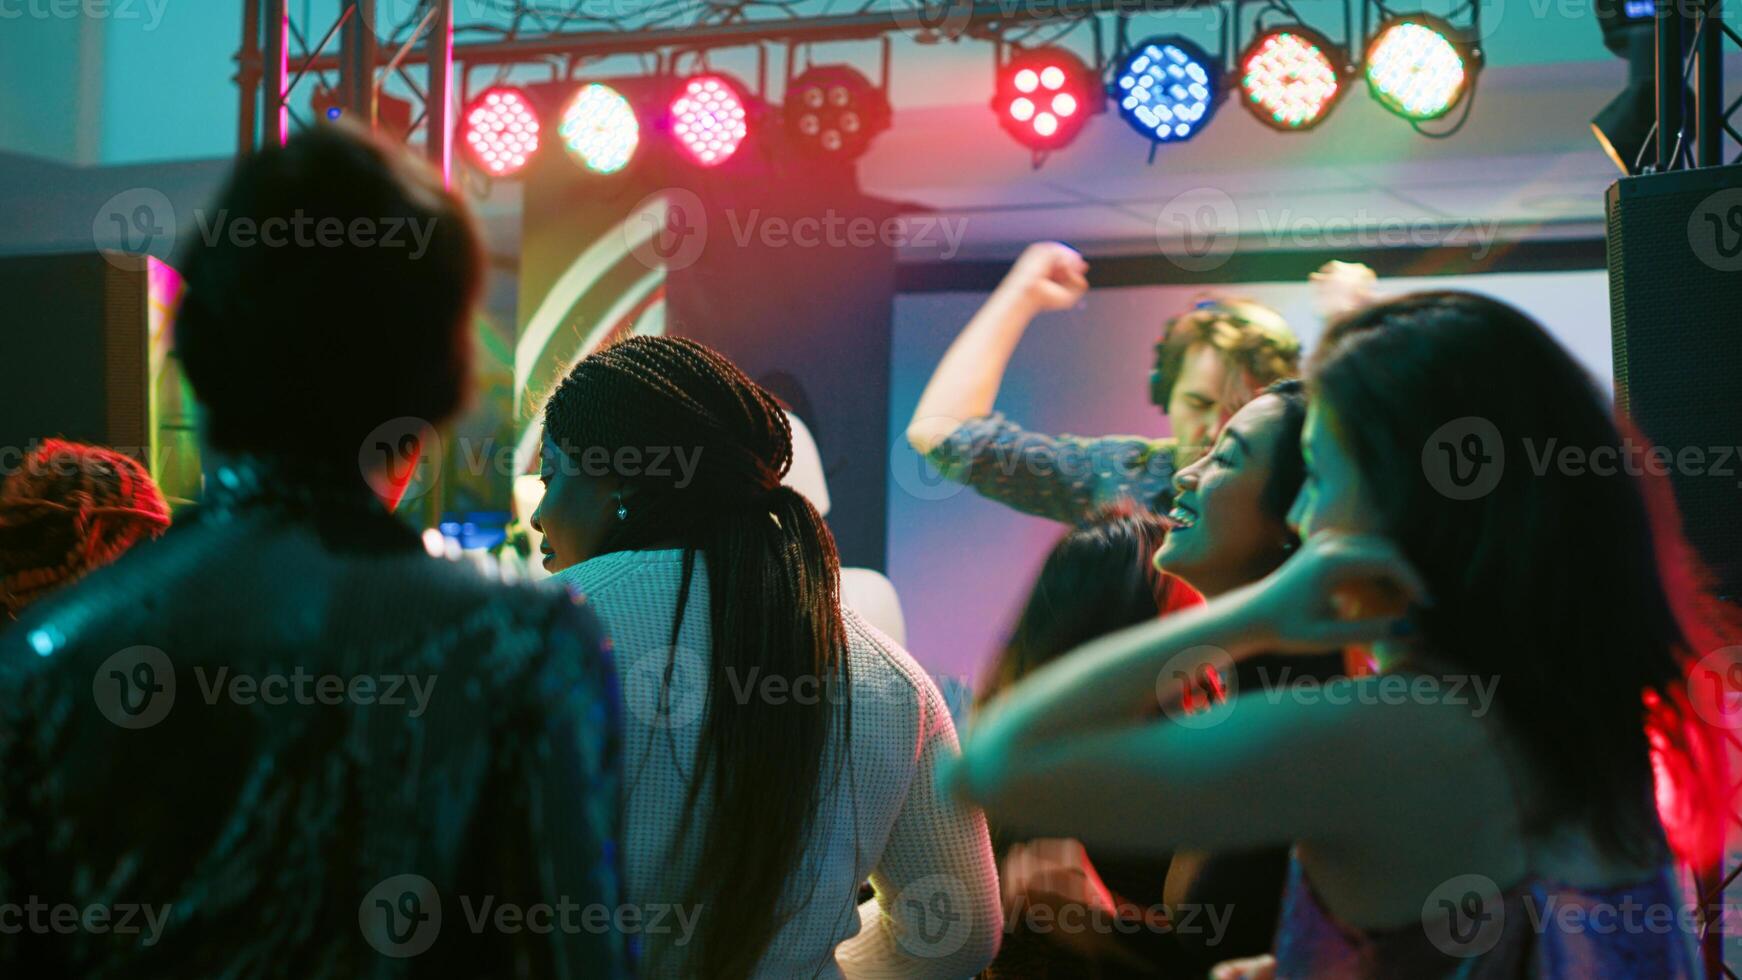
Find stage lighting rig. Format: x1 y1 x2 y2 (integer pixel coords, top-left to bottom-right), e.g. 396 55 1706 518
559 83 641 175
785 64 892 160
461 87 542 177
1590 0 1660 173
669 74 753 167
1363 14 1481 123
250 0 1507 179
1111 35 1223 146
993 46 1102 153
313 85 416 140
1237 26 1349 131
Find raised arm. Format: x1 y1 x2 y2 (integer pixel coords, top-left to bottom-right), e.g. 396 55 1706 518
905 242 1089 455
943 534 1461 858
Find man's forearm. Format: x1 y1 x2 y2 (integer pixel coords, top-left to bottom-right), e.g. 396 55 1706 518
906 287 1039 454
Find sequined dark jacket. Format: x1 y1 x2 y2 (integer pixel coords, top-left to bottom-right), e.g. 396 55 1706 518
0 492 629 979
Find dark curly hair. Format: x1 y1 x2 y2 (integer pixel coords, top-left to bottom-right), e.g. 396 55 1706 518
1150 298 1301 411
173 120 483 464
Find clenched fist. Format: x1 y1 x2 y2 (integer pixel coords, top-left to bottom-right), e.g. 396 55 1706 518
998 241 1090 313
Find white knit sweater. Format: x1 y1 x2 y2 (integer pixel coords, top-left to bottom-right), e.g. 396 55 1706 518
552 548 1001 979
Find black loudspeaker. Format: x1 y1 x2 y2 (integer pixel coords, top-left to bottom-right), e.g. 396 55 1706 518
1606 164 1742 602
0 251 199 506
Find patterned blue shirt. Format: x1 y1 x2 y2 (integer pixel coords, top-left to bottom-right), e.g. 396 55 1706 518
925 411 1179 525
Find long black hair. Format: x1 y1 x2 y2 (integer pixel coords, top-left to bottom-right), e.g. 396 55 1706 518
543 336 850 977
979 504 1171 708
1311 291 1729 867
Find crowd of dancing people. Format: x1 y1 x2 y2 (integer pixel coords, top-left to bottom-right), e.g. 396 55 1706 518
0 121 1733 979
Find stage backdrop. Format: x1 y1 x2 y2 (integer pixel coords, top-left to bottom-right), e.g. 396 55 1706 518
887 269 1611 682
514 77 899 571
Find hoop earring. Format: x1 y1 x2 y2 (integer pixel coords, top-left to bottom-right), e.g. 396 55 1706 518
614 492 628 522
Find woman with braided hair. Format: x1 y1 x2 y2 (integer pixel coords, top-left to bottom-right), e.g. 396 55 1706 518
536 335 1001 979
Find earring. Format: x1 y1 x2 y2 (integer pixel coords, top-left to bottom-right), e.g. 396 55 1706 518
614 492 628 521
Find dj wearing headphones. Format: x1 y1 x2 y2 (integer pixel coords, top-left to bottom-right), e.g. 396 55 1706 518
906 241 1316 526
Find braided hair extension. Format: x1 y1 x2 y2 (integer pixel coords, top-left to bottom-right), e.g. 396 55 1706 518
0 439 171 619
543 336 851 978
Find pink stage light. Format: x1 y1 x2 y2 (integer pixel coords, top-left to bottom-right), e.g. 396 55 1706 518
669 75 750 167
462 87 540 177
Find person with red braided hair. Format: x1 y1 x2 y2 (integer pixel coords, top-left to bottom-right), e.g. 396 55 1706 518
0 439 170 620
534 335 1002 979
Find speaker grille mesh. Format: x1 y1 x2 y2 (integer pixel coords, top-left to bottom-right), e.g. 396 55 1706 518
1607 166 1742 602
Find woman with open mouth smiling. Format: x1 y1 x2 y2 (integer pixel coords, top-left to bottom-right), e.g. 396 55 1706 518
1157 380 1346 977
977 379 1346 979
1156 380 1312 601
